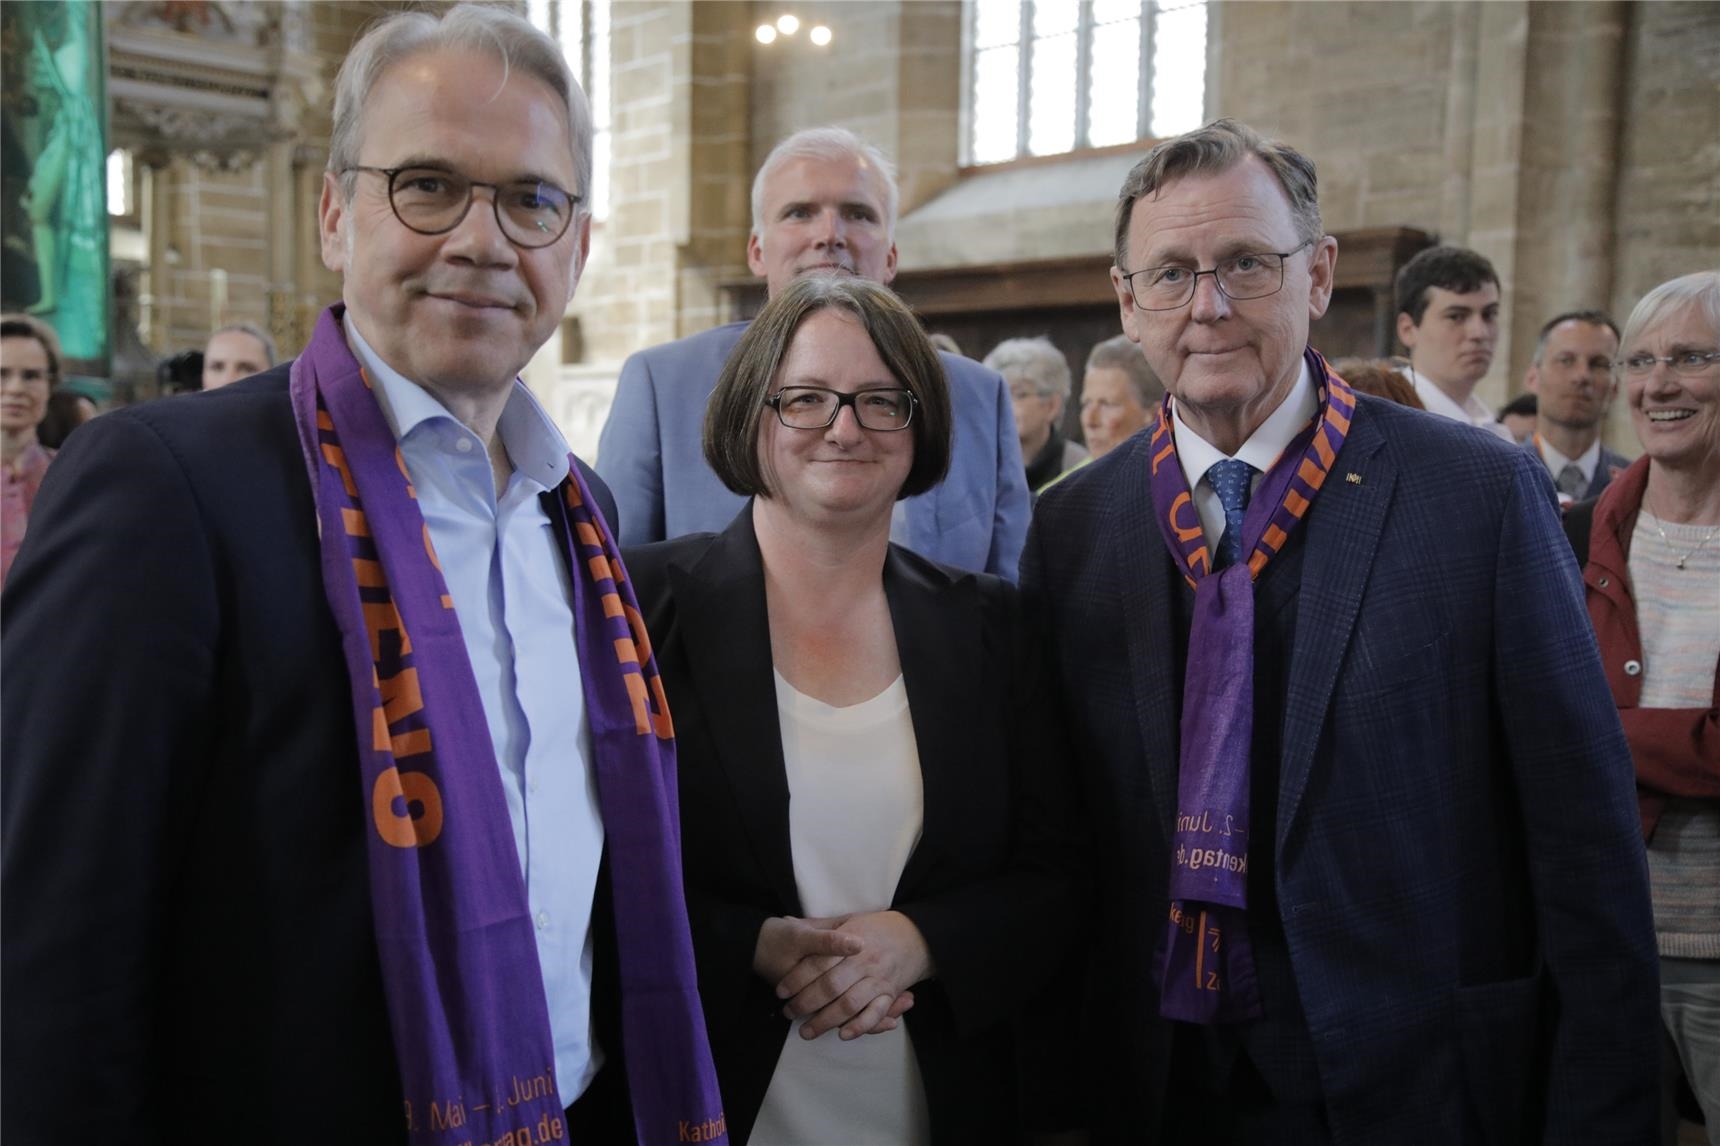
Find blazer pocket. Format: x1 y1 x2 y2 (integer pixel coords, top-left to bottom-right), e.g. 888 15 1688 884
1453 967 1546 1146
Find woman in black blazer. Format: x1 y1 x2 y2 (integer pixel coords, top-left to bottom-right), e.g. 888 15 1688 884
624 276 1082 1144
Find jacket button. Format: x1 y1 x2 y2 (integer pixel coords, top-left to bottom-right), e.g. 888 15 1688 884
1624 659 1642 676
1598 577 1610 588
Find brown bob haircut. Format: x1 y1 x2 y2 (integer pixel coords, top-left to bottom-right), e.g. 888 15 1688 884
703 275 953 501
0 314 65 390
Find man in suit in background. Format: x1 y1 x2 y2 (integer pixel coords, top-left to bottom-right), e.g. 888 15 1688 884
1024 117 1659 1144
597 126 1030 579
1523 309 1630 503
2 7 722 1143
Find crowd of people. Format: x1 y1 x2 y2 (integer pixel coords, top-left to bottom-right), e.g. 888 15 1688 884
1 5 1714 1145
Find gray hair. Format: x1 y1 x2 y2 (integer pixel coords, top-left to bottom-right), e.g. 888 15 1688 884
210 321 278 367
1114 118 1322 269
327 4 592 217
751 126 899 236
1084 334 1164 407
984 336 1072 399
1618 272 1720 360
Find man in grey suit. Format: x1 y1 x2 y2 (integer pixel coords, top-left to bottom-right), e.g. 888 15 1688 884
597 127 1030 578
1522 309 1631 503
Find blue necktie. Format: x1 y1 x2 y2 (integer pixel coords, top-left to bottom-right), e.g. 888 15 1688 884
1209 458 1258 571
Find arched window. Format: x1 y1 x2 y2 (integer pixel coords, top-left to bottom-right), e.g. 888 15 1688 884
526 0 612 220
966 0 1207 165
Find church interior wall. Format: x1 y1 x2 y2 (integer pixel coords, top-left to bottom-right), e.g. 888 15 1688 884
80 0 1717 456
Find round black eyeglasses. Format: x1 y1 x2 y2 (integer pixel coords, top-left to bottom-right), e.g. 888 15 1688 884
343 165 580 249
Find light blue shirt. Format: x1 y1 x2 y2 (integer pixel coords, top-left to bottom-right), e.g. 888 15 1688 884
347 319 606 1107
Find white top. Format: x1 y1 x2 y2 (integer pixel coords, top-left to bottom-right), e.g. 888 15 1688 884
347 318 606 1105
1407 367 1515 441
1171 358 1318 549
749 671 930 1146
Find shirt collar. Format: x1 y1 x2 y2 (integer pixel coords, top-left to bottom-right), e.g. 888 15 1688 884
1536 433 1600 481
1171 355 1318 488
343 315 571 491
1406 367 1490 425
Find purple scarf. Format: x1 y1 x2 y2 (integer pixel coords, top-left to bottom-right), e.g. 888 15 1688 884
290 306 727 1144
1147 348 1356 1023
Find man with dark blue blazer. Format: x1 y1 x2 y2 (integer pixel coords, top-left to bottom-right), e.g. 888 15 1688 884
1023 119 1660 1144
597 127 1030 579
1 8 696 1141
1522 308 1631 502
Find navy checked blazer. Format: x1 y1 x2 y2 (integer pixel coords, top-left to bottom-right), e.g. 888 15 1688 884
1022 386 1660 1145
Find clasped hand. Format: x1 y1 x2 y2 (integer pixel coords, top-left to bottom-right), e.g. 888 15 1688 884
751 912 933 1041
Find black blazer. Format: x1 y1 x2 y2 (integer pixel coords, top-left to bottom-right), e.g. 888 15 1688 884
0 366 621 1143
625 506 1082 1144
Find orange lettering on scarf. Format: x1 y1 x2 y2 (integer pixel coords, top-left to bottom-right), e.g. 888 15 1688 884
576 521 601 548
1285 489 1310 518
587 555 612 583
378 667 425 726
317 410 334 431
322 443 359 498
1263 524 1287 551
1297 458 1323 488
363 601 413 661
423 523 443 572
613 637 639 665
1312 430 1335 470
395 447 416 499
1326 405 1352 435
649 675 675 739
354 558 387 587
601 591 625 619
341 508 370 537
624 603 654 663
1170 492 1203 542
1151 441 1176 476
372 766 444 848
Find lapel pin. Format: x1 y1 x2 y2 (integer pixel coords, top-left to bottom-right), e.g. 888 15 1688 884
1345 472 1363 484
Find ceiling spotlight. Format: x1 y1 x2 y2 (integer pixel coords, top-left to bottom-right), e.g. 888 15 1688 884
809 24 832 46
776 14 800 35
755 24 778 44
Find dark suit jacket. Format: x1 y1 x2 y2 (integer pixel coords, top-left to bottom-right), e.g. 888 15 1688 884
0 366 621 1143
1525 434 1632 500
1023 391 1660 1145
624 507 1082 1143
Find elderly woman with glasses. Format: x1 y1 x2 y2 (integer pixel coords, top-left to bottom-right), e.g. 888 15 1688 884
624 275 1080 1145
1563 270 1720 1143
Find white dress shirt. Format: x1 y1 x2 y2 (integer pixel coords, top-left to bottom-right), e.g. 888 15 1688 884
1407 367 1515 441
1535 434 1601 486
1171 359 1319 550
347 319 606 1108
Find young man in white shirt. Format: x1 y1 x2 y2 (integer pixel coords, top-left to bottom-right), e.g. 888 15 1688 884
1394 245 1513 440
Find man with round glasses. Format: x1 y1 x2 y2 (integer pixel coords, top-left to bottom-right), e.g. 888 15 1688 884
1022 117 1659 1143
2 6 725 1144
597 126 1030 580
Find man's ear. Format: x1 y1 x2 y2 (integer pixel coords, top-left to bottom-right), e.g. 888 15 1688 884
746 231 766 279
1396 310 1420 352
1111 265 1141 346
1524 364 1543 396
319 171 349 275
878 241 898 286
1306 234 1339 320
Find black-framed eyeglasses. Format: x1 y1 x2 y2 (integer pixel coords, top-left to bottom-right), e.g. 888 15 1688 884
343 165 580 249
1120 238 1316 311
1619 349 1719 376
764 385 918 431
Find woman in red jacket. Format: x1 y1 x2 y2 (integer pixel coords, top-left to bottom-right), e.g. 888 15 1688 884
1564 269 1719 1146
